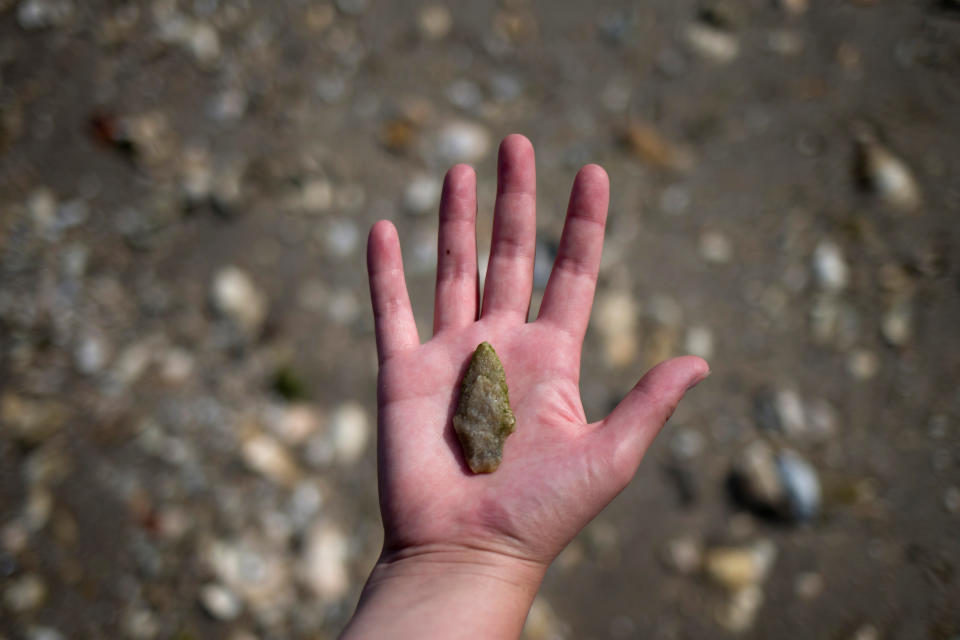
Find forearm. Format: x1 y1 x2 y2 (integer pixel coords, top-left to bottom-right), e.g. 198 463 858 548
340 546 546 639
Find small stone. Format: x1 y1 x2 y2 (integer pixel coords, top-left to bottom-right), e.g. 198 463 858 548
699 232 732 264
729 441 820 522
661 535 703 574
211 266 268 338
685 22 739 64
754 388 805 438
418 4 452 40
335 0 368 15
446 79 483 112
434 121 491 164
595 291 638 368
659 184 692 215
403 175 442 215
242 434 299 486
848 349 879 380
849 624 880 640
881 299 912 347
123 608 160 639
794 571 824 600
944 486 960 514
200 583 242 621
854 132 920 210
453 343 517 473
330 402 369 464
74 333 110 375
301 178 334 213
715 585 763 633
17 0 73 30
704 539 776 592
777 0 809 14
268 403 322 446
622 122 694 172
187 22 221 66
1 394 66 446
669 428 705 461
300 523 349 600
4 573 46 612
325 219 360 258
24 627 66 640
813 241 849 292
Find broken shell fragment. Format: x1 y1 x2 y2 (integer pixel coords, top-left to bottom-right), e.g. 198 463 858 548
453 342 517 473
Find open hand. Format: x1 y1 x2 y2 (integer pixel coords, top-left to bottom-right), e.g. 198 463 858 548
346 134 708 639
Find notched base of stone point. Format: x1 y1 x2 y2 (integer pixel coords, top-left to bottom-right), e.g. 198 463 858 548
453 342 516 474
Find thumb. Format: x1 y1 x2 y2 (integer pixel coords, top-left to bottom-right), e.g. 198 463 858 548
598 355 709 481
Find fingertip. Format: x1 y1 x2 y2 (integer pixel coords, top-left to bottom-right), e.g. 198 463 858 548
367 220 400 270
500 133 534 156
445 163 476 185
577 163 609 184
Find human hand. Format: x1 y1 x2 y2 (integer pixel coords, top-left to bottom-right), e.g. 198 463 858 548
342 135 708 639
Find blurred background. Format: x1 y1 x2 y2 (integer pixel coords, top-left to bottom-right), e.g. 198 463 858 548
1 0 959 638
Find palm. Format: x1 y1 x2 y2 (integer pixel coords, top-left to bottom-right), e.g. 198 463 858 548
367 136 707 567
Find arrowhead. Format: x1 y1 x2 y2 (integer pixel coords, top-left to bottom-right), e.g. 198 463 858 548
453 342 517 473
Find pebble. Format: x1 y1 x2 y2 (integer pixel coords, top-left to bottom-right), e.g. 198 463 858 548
434 121 491 164
24 627 66 640
854 132 920 210
659 184 692 215
335 0 368 16
211 266 268 339
777 450 821 522
661 535 703 574
793 571 824 600
123 608 160 640
330 402 369 464
418 4 453 40
684 326 714 359
301 178 334 213
849 624 880 640
324 219 360 258
704 539 777 591
446 79 483 112
715 584 763 633
402 175 442 215
241 434 299 486
881 299 912 347
730 441 820 522
699 231 732 264
17 0 73 30
3 572 46 612
300 523 349 600
685 23 740 64
754 388 805 438
944 486 960 514
669 428 706 461
74 333 110 375
848 349 879 381
777 0 809 15
623 122 694 172
812 241 849 292
594 291 638 368
200 583 242 621
1 394 66 446
268 403 323 446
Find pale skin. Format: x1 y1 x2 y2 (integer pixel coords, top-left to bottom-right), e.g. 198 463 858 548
341 135 709 639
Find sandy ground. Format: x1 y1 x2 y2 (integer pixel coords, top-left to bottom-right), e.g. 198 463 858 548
1 1 959 638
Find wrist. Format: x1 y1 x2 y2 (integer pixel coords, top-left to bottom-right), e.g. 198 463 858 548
342 544 547 639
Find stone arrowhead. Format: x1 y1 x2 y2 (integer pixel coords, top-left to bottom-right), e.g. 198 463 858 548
453 342 516 473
